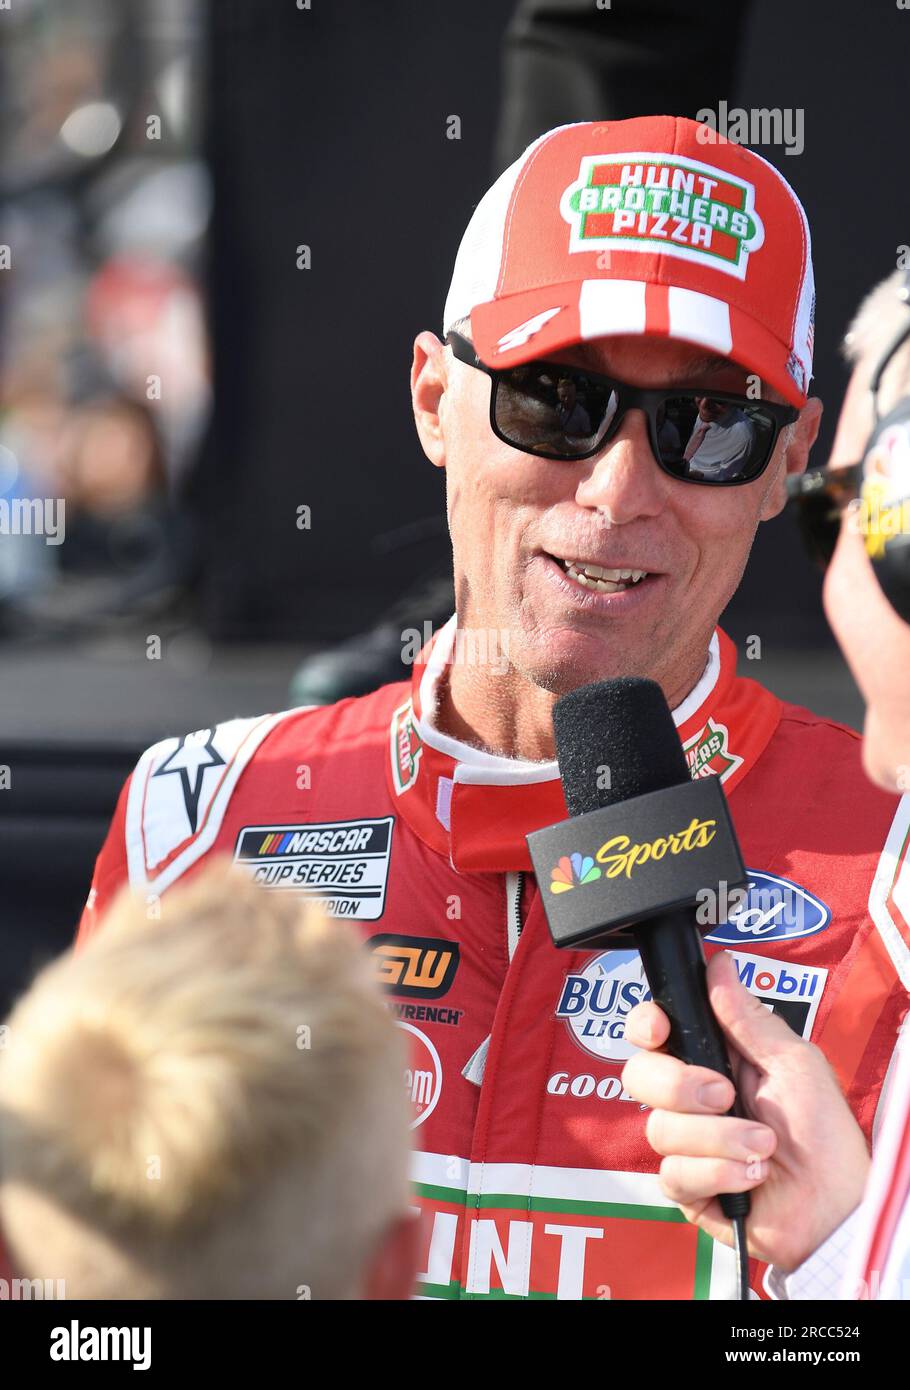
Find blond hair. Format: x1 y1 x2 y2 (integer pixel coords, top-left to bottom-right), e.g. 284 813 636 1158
843 269 910 413
0 864 410 1299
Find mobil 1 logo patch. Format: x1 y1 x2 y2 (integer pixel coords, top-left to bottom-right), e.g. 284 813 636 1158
233 817 393 920
729 949 827 1039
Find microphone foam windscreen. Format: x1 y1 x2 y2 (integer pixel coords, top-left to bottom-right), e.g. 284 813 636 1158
553 677 690 816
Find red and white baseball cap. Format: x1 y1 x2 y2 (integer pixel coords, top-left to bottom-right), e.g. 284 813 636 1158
443 116 815 407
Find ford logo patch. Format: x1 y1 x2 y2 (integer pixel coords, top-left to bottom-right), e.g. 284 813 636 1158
704 870 831 944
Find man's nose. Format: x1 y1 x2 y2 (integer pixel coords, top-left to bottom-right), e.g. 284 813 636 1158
573 409 668 522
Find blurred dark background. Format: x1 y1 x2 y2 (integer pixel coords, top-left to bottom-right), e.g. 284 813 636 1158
1 0 907 1012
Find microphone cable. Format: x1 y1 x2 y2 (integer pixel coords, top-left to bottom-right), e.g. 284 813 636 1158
732 1207 751 1301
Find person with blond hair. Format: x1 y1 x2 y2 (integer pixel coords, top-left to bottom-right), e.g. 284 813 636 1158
0 864 416 1300
621 267 910 1299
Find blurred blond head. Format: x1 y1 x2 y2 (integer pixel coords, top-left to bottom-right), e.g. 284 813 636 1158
0 863 414 1299
824 269 910 791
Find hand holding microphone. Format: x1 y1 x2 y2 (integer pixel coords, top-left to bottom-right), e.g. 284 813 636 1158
527 675 872 1289
527 677 751 1216
621 949 871 1274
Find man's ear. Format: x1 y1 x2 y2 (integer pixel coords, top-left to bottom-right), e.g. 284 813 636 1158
411 331 448 469
759 395 823 521
362 1210 421 1300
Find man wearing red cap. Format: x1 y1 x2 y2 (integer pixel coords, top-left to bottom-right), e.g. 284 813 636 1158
77 118 908 1300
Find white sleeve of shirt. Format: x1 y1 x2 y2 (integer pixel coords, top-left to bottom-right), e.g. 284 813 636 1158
765 1208 862 1301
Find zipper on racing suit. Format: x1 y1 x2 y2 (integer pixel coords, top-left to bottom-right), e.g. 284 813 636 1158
505 869 524 962
461 870 524 1087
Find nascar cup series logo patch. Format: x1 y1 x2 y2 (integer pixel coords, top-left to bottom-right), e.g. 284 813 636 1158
233 817 393 920
560 152 765 279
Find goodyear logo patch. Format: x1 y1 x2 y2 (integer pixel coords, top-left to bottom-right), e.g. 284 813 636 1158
368 934 459 999
233 817 393 920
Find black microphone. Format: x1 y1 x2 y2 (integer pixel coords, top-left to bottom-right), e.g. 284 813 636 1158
526 677 750 1222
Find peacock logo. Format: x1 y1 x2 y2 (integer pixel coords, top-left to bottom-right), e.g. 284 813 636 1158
550 853 602 894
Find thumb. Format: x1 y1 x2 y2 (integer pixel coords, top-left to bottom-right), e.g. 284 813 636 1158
706 950 801 1068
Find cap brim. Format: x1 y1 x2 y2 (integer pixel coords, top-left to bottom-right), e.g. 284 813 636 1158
470 277 809 407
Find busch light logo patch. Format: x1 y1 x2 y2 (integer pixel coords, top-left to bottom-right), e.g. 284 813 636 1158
233 817 393 920
560 153 764 279
703 870 831 945
555 950 652 1062
730 951 828 1040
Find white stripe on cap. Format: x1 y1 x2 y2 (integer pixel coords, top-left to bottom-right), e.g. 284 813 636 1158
578 278 647 337
577 278 732 355
667 286 733 354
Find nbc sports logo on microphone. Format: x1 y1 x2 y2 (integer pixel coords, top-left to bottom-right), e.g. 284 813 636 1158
550 853 602 893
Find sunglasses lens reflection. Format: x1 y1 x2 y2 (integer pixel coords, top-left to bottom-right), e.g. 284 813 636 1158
493 365 779 482
494 366 617 457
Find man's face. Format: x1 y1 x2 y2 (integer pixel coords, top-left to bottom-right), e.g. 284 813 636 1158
696 396 725 423
823 365 910 791
412 332 820 702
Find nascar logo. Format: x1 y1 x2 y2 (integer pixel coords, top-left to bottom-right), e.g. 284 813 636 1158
233 816 393 920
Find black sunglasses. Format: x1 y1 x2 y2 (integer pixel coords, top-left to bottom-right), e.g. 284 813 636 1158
446 331 799 487
787 269 910 568
785 463 864 567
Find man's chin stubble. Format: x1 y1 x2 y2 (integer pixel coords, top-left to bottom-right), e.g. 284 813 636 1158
520 651 652 700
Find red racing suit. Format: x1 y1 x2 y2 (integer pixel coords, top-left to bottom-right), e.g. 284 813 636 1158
79 619 910 1300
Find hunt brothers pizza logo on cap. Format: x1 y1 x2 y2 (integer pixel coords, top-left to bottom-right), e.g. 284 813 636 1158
560 153 765 280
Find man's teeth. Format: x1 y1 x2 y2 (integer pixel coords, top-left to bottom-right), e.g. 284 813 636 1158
561 559 648 592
